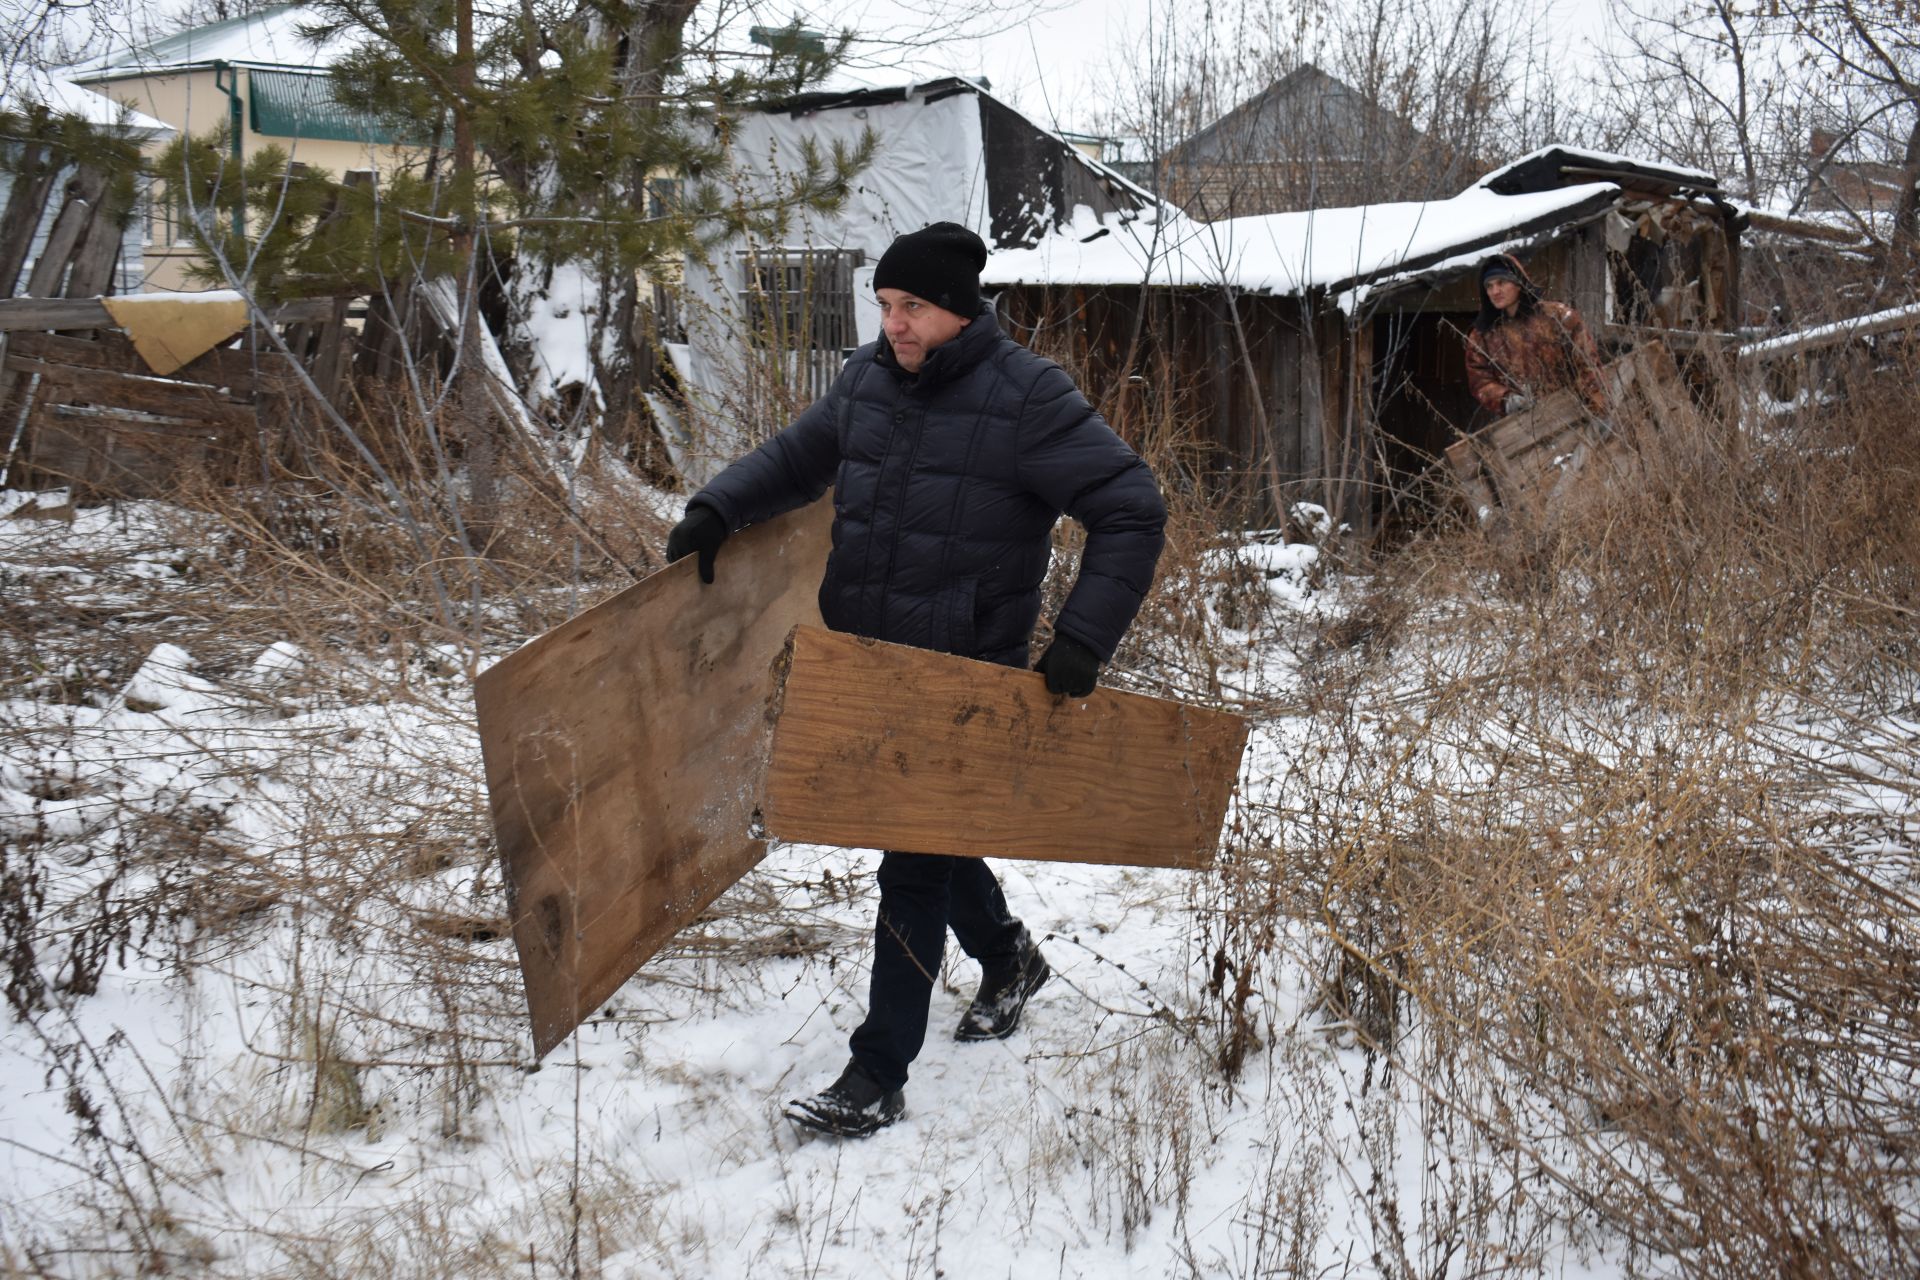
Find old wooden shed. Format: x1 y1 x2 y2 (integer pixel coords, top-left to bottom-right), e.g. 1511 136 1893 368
983 146 1744 533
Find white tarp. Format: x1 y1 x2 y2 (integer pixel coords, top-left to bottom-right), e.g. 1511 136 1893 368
677 88 992 482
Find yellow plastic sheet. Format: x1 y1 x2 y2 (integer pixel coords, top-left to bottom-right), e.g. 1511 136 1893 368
100 290 249 376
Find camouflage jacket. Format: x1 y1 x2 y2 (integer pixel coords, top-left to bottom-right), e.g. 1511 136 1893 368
1464 301 1607 416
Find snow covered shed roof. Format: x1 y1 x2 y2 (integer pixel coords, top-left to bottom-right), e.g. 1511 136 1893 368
1476 146 1720 198
983 180 1620 302
64 3 362 81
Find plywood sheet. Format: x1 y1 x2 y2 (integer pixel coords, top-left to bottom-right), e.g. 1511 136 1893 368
759 626 1249 870
475 497 832 1057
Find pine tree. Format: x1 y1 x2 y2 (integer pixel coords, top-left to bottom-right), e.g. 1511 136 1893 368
292 0 873 425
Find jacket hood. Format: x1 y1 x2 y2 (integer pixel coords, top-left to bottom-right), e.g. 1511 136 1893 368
1474 252 1543 332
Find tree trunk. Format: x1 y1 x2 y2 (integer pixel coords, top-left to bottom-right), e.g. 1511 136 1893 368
1893 110 1920 268
450 0 498 545
505 0 700 439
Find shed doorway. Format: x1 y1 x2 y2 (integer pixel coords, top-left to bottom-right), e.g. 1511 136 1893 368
1370 310 1482 534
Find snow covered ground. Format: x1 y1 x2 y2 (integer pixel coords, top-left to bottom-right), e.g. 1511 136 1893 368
3 482 1911 1276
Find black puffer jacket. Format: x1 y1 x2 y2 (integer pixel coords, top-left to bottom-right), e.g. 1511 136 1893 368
689 306 1166 668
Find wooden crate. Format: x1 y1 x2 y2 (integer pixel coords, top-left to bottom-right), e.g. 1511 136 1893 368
759 626 1248 870
1445 340 1685 521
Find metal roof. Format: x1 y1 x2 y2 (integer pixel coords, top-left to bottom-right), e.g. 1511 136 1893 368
64 4 363 81
248 69 431 146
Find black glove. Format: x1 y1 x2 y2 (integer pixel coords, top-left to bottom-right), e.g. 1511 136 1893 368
665 505 728 585
1036 634 1102 698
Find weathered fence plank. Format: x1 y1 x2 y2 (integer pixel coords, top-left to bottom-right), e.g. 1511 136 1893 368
0 141 58 298
22 168 107 299
5 329 260 394
25 404 222 493
0 296 336 332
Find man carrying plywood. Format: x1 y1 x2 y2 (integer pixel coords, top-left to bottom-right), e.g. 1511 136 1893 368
664 222 1167 1137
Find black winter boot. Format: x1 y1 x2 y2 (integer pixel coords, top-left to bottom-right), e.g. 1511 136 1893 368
955 931 1051 1041
784 1061 905 1137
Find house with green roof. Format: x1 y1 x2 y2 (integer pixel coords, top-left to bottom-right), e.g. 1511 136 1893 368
64 3 432 291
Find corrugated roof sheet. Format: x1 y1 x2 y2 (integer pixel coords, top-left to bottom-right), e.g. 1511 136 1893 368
248 69 432 147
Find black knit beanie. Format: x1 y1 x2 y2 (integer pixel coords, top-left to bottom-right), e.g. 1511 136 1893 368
873 222 987 316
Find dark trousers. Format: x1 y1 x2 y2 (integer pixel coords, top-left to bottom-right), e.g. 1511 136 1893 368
848 852 1026 1090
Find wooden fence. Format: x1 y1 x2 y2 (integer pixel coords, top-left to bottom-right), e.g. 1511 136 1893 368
0 160 132 303
0 296 351 497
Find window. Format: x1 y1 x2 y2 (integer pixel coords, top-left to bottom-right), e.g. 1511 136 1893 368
738 247 865 355
145 179 210 248
646 177 682 221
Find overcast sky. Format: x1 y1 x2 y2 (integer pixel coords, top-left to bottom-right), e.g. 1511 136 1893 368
813 0 1626 135
4 0 1631 139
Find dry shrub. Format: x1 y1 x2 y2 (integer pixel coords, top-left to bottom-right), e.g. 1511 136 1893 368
0 367 853 1275
1015 304 1286 704
1232 344 1920 1274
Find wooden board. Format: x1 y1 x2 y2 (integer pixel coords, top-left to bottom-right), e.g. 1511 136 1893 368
24 404 226 496
0 295 336 332
7 329 261 395
759 626 1249 870
1444 382 1596 520
1445 340 1683 521
8 357 256 420
474 497 833 1058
